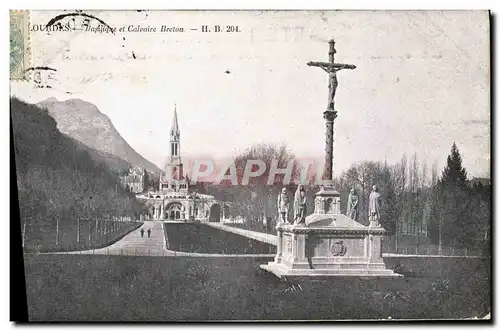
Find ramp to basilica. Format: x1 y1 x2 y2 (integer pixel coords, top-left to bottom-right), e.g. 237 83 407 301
61 221 168 256
204 222 278 246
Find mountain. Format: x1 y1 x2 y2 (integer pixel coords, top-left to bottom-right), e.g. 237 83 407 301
37 98 162 174
67 134 131 173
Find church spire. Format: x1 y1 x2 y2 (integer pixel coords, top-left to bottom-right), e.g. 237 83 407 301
162 103 185 192
171 103 179 135
170 104 180 158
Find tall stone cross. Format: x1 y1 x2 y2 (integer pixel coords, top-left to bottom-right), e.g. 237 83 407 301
307 39 356 181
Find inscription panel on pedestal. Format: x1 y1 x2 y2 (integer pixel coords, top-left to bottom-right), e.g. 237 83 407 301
330 240 347 256
307 236 366 257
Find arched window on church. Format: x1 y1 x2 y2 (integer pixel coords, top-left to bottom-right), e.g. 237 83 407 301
174 144 178 156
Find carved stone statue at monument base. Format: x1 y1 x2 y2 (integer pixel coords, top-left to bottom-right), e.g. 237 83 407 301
346 187 359 221
368 185 382 227
277 187 289 224
293 185 307 225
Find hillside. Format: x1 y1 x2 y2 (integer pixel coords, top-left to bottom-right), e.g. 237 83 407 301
37 97 162 174
11 97 146 251
67 134 131 173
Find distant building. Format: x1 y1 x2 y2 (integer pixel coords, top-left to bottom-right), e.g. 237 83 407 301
136 105 229 222
120 166 147 193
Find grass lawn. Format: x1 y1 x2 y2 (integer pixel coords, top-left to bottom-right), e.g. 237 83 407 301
23 254 490 321
164 223 276 254
24 220 143 253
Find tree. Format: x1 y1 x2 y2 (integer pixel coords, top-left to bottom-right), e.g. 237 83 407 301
147 172 160 192
441 142 468 188
143 169 149 192
206 143 300 229
428 162 442 249
379 161 397 234
433 143 472 249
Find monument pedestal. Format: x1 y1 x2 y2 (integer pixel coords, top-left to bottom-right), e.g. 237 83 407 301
260 182 401 280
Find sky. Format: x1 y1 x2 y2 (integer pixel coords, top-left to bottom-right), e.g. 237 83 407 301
10 10 490 178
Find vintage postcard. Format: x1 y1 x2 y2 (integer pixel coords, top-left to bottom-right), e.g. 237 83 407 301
10 10 491 321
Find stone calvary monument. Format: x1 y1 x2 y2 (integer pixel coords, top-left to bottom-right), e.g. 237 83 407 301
261 39 401 279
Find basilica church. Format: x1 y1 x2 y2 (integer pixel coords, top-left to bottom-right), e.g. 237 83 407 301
136 106 227 222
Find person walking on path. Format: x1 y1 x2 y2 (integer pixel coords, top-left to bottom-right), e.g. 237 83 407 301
147 229 151 238
140 228 145 238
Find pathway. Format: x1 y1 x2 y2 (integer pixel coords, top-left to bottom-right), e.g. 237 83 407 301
63 221 168 256
205 222 278 245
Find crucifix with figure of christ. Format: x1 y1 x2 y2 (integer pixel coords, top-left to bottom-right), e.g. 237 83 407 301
307 39 356 182
307 39 356 111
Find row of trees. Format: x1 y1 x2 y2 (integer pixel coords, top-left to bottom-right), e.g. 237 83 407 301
12 98 148 251
333 143 490 253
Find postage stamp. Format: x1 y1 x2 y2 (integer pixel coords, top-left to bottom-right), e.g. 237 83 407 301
9 10 30 80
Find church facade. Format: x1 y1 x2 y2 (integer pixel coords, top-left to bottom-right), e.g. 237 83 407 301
120 166 147 193
136 106 228 222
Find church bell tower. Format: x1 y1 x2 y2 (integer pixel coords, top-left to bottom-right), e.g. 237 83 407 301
160 104 187 193
170 104 181 170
